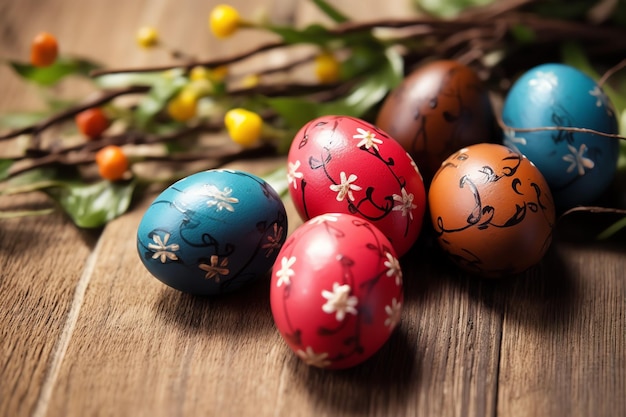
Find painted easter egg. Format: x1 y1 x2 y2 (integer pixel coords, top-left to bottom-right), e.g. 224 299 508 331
270 213 403 369
287 115 426 257
502 63 619 209
429 143 555 277
376 60 497 183
137 169 288 295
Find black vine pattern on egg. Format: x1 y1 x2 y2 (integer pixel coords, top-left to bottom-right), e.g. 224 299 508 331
432 150 554 275
296 116 414 237
407 66 482 162
137 171 287 293
377 61 495 182
275 216 401 368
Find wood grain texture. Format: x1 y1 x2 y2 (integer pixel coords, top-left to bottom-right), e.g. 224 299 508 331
1 0 625 416
0 195 94 417
497 241 626 417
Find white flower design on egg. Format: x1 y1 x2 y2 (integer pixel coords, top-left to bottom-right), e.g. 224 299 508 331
329 172 362 202
148 232 180 263
276 256 296 287
321 283 358 321
563 143 595 176
384 298 402 329
392 187 417 220
296 346 331 368
353 127 383 151
199 184 239 212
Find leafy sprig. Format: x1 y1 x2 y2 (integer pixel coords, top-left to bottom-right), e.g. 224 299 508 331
1 0 626 237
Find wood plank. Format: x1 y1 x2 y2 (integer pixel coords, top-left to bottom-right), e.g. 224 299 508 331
44 158 505 416
497 238 626 417
0 194 94 417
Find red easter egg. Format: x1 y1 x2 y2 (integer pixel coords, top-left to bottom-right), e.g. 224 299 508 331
287 115 426 257
270 213 404 369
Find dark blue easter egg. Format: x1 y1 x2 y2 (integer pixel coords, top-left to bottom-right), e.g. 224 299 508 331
502 63 619 209
137 169 288 295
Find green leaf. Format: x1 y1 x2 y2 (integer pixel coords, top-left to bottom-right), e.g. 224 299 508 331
322 47 404 116
414 0 495 18
0 111 49 129
264 97 321 131
134 73 187 129
44 179 136 228
0 159 14 181
598 216 626 240
312 0 349 23
268 23 335 46
266 48 403 130
509 24 536 45
8 56 101 87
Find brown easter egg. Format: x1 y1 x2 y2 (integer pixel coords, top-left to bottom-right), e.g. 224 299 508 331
428 143 555 278
376 60 497 183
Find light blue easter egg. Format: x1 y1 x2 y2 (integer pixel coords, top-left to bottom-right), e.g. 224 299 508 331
502 63 619 209
137 169 288 295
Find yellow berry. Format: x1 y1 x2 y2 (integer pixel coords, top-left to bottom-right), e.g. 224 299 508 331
224 108 263 148
189 66 210 81
136 26 159 48
167 90 198 122
209 4 241 39
314 52 341 84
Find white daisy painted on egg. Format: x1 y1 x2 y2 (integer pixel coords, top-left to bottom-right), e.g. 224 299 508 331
563 143 595 176
148 232 180 263
589 85 614 117
392 187 417 220
353 127 383 151
296 346 331 368
287 160 304 190
384 298 402 329
321 283 358 321
384 252 403 286
199 255 230 282
199 184 239 212
329 172 362 202
276 256 296 287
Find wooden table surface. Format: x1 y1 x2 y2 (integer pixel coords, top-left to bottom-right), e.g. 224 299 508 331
1 1 625 416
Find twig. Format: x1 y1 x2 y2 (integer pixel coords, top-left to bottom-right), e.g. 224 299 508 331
90 41 289 76
5 123 222 179
497 117 626 140
0 86 150 141
598 58 626 87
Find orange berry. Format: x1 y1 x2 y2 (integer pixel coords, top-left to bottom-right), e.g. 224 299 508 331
30 32 58 67
95 145 129 181
75 107 110 139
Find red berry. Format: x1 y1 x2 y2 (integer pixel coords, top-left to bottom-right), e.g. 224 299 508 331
75 108 110 139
